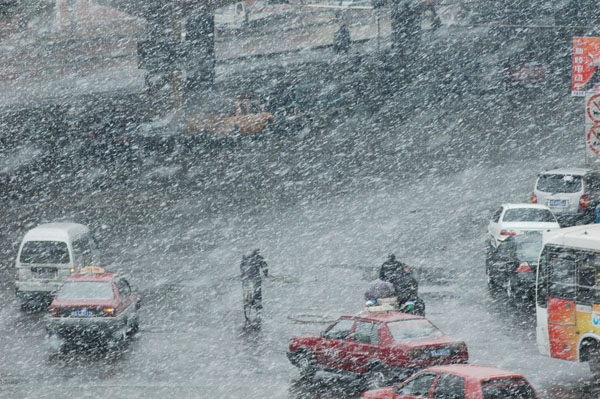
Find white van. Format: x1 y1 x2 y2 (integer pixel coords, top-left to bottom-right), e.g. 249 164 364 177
15 223 97 307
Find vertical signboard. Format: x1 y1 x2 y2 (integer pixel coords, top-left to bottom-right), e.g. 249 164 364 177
572 37 600 96
586 92 600 165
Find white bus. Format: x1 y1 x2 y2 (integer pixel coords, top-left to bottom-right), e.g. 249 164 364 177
536 224 600 377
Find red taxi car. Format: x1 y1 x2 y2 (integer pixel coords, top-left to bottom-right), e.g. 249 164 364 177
287 311 468 389
361 364 540 399
45 267 141 350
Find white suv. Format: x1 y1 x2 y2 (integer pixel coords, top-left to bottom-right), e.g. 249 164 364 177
531 168 600 225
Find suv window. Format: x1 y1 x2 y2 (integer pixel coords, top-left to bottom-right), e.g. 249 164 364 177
399 372 437 397
20 241 70 264
323 318 354 340
433 373 465 399
239 102 249 115
352 321 380 345
585 174 600 192
536 174 582 193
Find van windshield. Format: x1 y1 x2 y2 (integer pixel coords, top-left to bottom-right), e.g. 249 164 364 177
537 174 582 193
20 241 69 264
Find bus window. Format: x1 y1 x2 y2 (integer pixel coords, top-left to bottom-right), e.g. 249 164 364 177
548 250 577 300
577 254 600 304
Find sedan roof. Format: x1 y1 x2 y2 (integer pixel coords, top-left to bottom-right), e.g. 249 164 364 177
422 364 523 380
540 168 590 176
501 203 552 210
354 311 423 322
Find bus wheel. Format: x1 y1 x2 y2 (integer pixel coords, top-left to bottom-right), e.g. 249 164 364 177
586 341 600 378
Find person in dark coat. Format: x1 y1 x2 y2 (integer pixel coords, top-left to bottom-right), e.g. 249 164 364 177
240 249 269 309
333 23 351 53
393 264 419 305
379 253 402 282
379 254 419 304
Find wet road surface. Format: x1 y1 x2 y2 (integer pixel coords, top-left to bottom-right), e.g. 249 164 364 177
0 90 598 398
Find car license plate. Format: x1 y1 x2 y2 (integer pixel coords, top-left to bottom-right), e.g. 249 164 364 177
72 309 92 317
432 348 450 357
548 199 567 207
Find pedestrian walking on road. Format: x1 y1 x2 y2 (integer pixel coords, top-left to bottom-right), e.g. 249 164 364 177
333 23 351 53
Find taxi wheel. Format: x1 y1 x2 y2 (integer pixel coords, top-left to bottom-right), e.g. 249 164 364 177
297 350 317 380
129 318 139 335
110 327 127 348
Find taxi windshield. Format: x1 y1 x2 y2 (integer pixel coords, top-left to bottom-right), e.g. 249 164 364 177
386 320 444 341
57 282 114 300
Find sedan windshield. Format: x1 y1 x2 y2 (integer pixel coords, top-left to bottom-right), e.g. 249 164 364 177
387 320 444 341
56 282 114 300
536 174 582 193
20 241 69 264
502 208 556 223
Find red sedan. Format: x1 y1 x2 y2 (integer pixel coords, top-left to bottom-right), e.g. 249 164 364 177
287 311 468 389
361 364 540 399
46 267 141 351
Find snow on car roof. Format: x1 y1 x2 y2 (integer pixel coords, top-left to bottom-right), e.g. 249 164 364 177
424 364 523 380
543 224 600 251
501 203 552 210
23 222 89 242
540 168 591 176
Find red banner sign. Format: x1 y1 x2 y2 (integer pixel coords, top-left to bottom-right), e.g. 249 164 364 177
572 37 600 96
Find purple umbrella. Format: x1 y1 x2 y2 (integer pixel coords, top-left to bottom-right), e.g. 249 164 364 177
364 279 395 300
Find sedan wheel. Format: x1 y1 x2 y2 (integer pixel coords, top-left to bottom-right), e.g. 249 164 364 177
298 351 316 380
365 367 386 390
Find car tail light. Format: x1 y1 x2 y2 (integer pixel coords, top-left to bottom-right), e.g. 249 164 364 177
579 195 589 213
103 308 114 317
48 308 59 318
530 193 537 203
500 230 516 236
516 262 532 273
